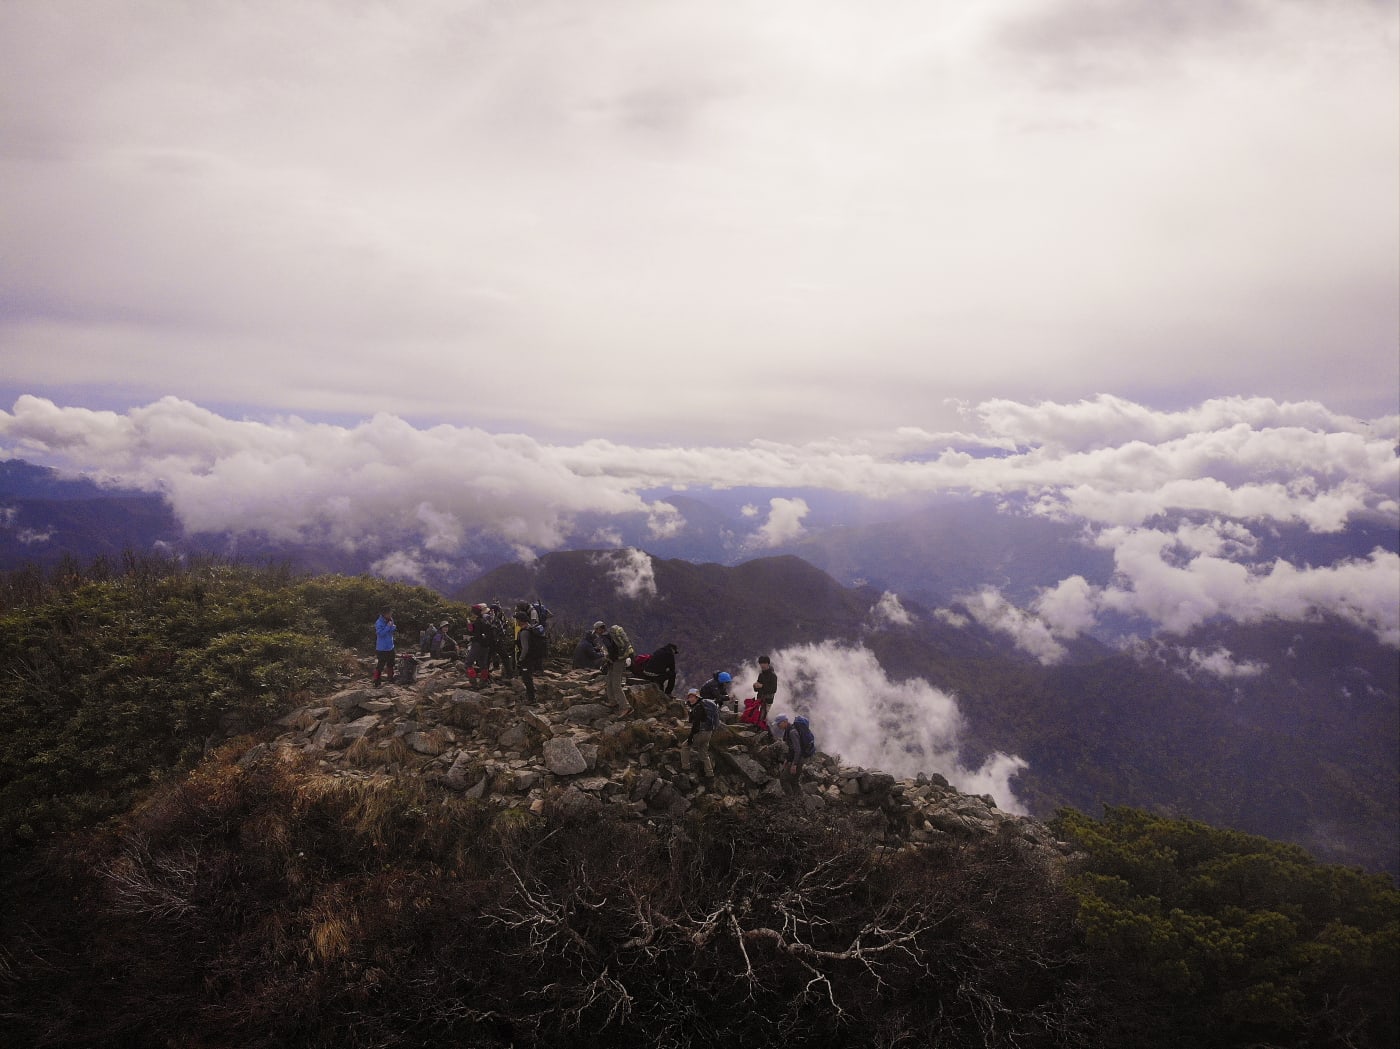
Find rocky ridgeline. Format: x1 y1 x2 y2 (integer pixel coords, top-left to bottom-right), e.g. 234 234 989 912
246 656 1071 857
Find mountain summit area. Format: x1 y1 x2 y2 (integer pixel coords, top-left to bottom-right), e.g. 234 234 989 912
1 557 1396 1048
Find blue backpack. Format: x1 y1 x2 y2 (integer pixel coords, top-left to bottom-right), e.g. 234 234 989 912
793 716 816 759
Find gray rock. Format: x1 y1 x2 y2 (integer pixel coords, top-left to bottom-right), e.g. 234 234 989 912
718 750 770 786
340 714 382 742
564 703 612 725
497 722 535 750
543 737 588 776
404 729 448 756
330 688 376 712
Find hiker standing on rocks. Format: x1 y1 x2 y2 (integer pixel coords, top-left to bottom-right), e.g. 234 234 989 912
680 687 717 780
485 603 514 680
463 604 493 685
594 621 635 713
772 713 815 796
753 656 778 724
373 606 396 687
515 610 544 705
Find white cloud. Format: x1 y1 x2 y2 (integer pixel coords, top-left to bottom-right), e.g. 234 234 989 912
645 501 685 539
869 591 913 628
590 547 657 600
1182 646 1267 680
746 496 810 549
2 393 1396 644
371 550 433 586
744 643 1028 812
1094 530 1400 644
1032 575 1099 639
961 587 1069 665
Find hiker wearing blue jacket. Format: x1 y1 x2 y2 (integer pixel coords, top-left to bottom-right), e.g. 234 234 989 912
373 606 396 687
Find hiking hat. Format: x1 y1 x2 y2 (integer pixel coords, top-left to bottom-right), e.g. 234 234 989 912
717 672 732 683
593 621 607 631
686 688 700 698
773 713 791 725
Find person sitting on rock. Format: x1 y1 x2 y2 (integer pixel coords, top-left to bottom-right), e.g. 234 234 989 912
571 629 606 670
435 621 459 659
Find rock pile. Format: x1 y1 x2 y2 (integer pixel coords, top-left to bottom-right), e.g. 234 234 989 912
251 656 1071 856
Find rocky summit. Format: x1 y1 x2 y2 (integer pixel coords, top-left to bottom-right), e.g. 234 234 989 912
248 653 1073 860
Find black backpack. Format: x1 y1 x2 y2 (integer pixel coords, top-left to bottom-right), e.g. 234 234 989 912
701 698 720 731
522 621 548 667
395 654 419 686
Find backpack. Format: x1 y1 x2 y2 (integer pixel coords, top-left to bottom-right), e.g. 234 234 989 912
395 654 419 685
517 601 552 629
701 698 720 731
793 716 816 759
607 624 633 659
521 621 548 666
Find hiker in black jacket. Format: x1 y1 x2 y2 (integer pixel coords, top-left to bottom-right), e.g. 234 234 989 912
633 642 679 695
571 631 606 670
514 611 544 705
753 656 777 724
698 671 733 714
680 687 716 779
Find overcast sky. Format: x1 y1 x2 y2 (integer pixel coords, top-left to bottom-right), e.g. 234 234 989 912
2 2 1397 660
2 0 1397 441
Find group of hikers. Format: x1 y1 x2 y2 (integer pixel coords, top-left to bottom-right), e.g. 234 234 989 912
373 604 817 795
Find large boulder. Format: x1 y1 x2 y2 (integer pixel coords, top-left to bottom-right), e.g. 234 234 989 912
543 737 589 776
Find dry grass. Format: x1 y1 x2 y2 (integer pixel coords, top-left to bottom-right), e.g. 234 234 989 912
344 735 414 769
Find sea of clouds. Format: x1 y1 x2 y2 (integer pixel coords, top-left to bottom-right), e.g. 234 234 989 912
1 393 1396 654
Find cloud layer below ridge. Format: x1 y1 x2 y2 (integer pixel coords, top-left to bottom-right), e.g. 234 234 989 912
2 393 1396 647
